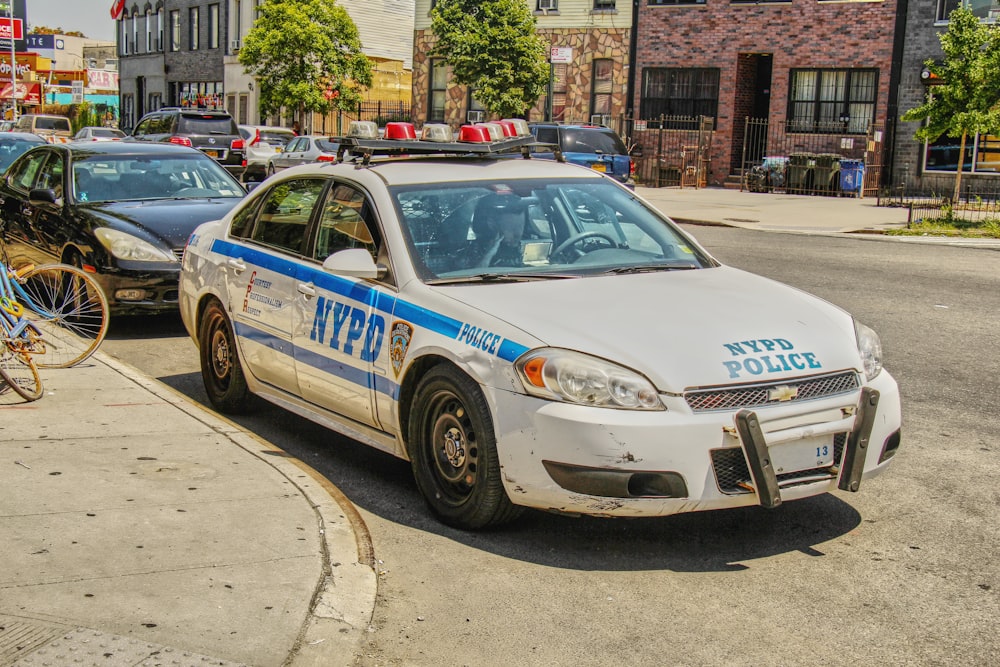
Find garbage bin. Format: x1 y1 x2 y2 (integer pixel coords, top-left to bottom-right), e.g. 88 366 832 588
840 159 865 197
786 153 816 193
813 154 841 194
763 156 789 191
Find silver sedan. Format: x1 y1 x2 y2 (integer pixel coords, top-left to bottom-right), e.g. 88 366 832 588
266 134 339 176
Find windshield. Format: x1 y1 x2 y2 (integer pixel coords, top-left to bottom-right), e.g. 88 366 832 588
72 154 245 203
392 178 715 283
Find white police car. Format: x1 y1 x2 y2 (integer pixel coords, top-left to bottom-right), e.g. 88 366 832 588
179 119 901 529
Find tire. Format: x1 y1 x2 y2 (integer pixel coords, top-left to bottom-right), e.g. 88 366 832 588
267 164 276 177
199 300 252 413
407 364 523 530
0 346 43 403
16 262 109 368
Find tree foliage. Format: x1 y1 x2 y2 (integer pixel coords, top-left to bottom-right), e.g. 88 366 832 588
29 26 86 37
901 7 1000 199
430 0 549 119
238 0 373 123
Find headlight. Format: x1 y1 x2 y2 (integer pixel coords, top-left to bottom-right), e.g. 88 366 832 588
855 321 883 381
94 228 176 262
514 348 664 410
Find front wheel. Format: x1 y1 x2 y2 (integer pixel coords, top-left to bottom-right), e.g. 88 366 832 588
0 346 43 403
408 365 523 530
16 262 109 368
199 300 252 413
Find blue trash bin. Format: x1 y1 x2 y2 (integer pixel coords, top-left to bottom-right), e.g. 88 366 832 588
840 159 865 196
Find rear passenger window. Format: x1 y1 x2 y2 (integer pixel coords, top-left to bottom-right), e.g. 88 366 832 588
249 178 325 254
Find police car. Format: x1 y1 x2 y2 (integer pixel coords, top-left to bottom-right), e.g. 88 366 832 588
178 119 901 530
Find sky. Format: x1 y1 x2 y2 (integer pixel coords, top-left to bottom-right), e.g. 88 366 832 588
23 0 116 42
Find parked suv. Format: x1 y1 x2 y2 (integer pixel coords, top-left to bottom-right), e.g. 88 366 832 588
527 122 633 186
13 114 73 143
238 124 296 183
128 108 245 177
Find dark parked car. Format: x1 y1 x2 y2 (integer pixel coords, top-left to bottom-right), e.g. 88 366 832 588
127 107 245 178
0 142 246 314
527 122 634 186
0 132 46 172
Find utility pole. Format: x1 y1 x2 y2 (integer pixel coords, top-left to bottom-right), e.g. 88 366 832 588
0 0 15 121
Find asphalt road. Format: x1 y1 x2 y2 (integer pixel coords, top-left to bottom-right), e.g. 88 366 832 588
101 227 1000 667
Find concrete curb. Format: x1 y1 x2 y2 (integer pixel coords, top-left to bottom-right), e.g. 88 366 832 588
92 352 378 666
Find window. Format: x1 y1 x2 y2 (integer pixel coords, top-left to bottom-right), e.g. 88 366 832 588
788 68 876 134
648 0 706 5
537 0 558 10
209 4 219 49
937 0 999 21
251 178 327 254
591 59 613 119
145 9 152 52
157 7 164 50
467 89 485 123
189 7 200 50
170 10 180 51
640 68 719 120
924 132 1000 173
313 184 378 262
594 0 616 8
120 18 128 55
429 58 447 123
132 11 138 53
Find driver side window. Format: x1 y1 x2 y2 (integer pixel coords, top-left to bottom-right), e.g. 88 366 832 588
9 151 49 192
249 178 325 254
313 183 379 262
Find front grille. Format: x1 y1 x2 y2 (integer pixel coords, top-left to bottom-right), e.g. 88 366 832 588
711 433 847 494
684 371 859 413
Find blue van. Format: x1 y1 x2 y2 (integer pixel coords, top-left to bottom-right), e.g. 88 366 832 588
527 123 633 186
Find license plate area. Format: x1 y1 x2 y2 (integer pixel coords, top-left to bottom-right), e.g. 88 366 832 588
203 149 219 159
770 434 835 474
591 163 606 173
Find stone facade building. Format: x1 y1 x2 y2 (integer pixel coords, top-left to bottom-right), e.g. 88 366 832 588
411 0 632 128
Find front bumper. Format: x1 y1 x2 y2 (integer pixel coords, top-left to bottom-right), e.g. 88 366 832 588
91 267 181 315
490 370 901 517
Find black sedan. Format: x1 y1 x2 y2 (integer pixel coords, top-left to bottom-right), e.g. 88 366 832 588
0 142 245 315
0 132 46 173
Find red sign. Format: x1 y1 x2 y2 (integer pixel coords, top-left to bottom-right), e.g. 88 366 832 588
0 17 23 41
0 82 41 104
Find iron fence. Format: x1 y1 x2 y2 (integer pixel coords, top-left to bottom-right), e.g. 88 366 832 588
738 118 884 198
877 185 1000 227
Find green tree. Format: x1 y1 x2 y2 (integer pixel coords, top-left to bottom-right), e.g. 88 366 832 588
430 0 549 119
901 7 1000 201
238 0 373 128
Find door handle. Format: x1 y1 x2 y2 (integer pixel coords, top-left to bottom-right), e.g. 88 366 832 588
297 282 316 299
227 258 246 274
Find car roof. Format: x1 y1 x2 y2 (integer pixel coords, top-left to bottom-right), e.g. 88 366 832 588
37 142 210 157
239 124 294 133
0 132 47 141
290 153 605 187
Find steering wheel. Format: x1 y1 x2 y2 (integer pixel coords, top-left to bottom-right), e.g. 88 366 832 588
552 230 617 257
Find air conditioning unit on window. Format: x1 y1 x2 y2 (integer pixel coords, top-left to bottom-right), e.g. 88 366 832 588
590 114 611 127
466 110 484 123
230 38 241 52
538 0 557 10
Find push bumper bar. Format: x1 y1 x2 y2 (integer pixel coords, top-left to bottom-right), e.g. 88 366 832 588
735 387 880 509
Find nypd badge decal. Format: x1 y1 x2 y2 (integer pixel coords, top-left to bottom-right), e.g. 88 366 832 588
390 321 414 377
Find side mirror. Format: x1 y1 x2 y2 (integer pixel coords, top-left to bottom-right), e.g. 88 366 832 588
29 188 60 207
321 248 386 280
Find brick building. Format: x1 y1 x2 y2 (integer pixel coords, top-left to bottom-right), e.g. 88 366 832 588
632 0 903 187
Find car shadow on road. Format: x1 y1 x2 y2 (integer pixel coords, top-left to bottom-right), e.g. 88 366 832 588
155 369 864 574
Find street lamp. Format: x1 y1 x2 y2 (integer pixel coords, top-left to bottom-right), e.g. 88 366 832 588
0 0 15 121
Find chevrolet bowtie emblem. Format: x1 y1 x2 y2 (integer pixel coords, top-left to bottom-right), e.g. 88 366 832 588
768 385 799 402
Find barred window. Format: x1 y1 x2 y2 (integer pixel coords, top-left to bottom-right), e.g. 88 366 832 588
788 69 876 134
640 68 719 120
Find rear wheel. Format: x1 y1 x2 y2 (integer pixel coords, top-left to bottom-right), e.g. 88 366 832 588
408 365 523 530
267 164 276 177
199 300 252 413
0 346 43 403
16 262 109 368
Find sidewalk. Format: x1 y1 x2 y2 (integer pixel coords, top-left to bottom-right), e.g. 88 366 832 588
0 352 375 667
635 185 1000 248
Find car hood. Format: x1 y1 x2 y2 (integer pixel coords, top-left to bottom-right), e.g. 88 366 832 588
85 198 243 248
431 266 861 392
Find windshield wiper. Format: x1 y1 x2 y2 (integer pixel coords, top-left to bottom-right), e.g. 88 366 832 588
427 272 578 285
604 263 698 275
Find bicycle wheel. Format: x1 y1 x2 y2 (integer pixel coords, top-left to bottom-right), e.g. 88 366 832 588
15 263 109 368
0 345 43 403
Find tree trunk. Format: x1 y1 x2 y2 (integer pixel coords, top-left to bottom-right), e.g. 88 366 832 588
953 130 967 203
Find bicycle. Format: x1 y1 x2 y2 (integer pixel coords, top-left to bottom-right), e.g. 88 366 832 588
0 260 109 403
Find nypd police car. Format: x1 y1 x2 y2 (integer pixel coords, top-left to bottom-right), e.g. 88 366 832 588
178 119 901 530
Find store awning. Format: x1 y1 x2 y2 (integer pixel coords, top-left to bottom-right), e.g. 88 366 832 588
0 82 42 105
